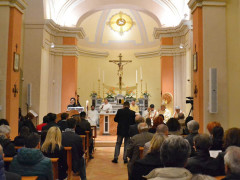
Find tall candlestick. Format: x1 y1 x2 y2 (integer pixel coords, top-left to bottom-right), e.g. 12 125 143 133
98 79 101 98
102 71 104 83
98 68 100 80
140 66 143 80
136 70 138 83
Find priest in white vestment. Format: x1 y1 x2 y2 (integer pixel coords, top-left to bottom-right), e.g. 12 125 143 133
172 106 184 119
144 104 158 125
88 105 99 126
100 98 113 113
158 104 171 123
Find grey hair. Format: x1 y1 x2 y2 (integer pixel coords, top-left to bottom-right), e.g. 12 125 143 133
0 125 11 135
135 115 144 124
187 120 199 133
138 123 149 132
156 124 168 135
224 146 240 174
160 135 191 167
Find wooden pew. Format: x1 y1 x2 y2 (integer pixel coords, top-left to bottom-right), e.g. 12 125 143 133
215 176 225 180
91 126 97 153
85 131 90 163
3 157 58 180
64 147 72 180
15 146 24 150
139 147 144 159
80 135 88 165
21 176 38 180
51 158 59 180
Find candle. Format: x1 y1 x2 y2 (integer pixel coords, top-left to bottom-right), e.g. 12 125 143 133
86 100 89 112
140 67 143 80
136 70 138 84
103 71 105 83
98 68 100 80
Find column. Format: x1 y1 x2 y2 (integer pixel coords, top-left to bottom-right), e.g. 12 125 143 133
188 0 227 132
0 1 27 139
61 37 78 112
160 37 174 97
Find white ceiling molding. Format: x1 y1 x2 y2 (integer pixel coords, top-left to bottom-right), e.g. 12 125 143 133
160 45 186 56
49 44 109 58
0 0 28 13
188 0 226 13
44 19 85 40
154 20 191 39
135 50 160 59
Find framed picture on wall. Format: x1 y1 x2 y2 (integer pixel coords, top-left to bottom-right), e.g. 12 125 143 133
13 52 20 72
193 52 198 72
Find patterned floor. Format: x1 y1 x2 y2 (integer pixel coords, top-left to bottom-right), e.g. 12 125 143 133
86 147 128 180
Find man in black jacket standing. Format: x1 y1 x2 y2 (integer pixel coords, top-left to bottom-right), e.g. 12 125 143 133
112 101 135 164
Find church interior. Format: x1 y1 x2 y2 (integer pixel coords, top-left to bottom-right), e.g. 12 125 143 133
0 0 240 179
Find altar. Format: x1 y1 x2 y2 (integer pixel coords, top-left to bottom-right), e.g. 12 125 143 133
99 113 117 135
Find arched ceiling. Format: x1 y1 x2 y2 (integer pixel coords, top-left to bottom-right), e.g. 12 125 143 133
44 0 190 27
77 9 160 49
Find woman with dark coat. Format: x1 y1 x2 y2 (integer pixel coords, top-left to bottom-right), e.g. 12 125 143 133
210 126 224 150
41 126 68 180
132 134 165 180
14 126 30 147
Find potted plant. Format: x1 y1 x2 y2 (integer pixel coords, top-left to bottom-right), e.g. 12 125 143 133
142 91 150 98
90 91 97 98
125 88 135 101
106 87 115 102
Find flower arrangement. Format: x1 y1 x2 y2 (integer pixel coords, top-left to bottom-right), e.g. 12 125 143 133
106 87 116 98
125 87 135 98
142 91 150 97
90 91 97 97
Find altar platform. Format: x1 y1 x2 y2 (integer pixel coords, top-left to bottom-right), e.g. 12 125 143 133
95 129 120 147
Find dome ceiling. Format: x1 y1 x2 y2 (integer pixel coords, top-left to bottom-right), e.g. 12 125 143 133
44 0 190 27
77 9 160 49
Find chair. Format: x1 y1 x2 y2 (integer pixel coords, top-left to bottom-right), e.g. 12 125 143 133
64 147 72 180
21 176 38 180
139 147 144 159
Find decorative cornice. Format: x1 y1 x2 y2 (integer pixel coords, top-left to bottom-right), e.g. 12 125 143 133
0 0 27 13
46 43 109 58
160 45 186 56
135 50 160 59
154 20 191 39
188 0 226 13
44 19 85 40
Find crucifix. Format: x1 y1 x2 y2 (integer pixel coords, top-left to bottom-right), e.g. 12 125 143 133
12 84 18 97
109 53 132 94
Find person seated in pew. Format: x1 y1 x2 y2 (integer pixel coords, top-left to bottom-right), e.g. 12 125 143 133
37 115 49 132
127 123 153 180
62 118 86 180
0 144 21 180
57 113 69 132
41 126 68 180
9 133 53 180
185 120 199 157
144 136 215 180
14 126 30 147
41 113 58 144
132 133 165 180
166 118 181 135
186 134 220 176
75 112 94 159
215 128 240 176
0 125 15 157
148 116 164 134
210 126 224 151
129 115 144 138
223 146 240 180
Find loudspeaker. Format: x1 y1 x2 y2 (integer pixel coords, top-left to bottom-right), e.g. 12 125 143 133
209 68 217 113
27 83 32 107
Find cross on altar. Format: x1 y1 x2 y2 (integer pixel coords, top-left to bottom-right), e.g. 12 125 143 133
109 53 132 94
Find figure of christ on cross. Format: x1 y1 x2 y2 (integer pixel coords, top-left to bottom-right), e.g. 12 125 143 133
109 53 132 94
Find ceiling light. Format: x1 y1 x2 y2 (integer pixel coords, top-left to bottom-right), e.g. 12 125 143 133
179 43 184 49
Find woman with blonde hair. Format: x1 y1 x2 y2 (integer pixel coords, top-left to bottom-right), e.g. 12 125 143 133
41 126 68 180
132 134 165 180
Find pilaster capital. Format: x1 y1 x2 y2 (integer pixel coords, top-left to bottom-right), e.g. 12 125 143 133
0 0 27 13
188 0 226 13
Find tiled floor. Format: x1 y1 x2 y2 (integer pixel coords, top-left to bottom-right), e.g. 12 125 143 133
86 147 128 180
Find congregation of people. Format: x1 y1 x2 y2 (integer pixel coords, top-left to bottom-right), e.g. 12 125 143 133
112 101 240 180
0 98 239 180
